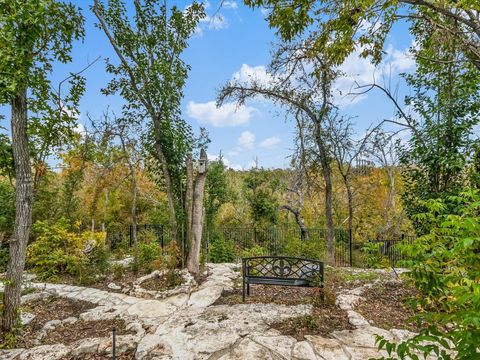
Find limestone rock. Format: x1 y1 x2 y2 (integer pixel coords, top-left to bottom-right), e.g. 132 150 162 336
18 344 70 360
107 282 122 290
43 319 61 331
305 336 350 360
20 312 35 326
187 285 223 308
292 341 317 359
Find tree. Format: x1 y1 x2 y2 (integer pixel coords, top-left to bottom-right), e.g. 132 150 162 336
367 130 404 238
93 0 205 244
91 111 143 270
204 155 229 227
186 149 208 274
325 113 369 238
245 0 480 70
279 172 308 240
398 18 480 235
219 43 339 264
0 0 84 332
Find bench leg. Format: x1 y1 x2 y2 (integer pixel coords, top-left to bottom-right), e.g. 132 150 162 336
247 283 250 296
242 279 246 302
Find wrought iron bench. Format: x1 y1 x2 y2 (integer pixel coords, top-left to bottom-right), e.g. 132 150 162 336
242 256 324 301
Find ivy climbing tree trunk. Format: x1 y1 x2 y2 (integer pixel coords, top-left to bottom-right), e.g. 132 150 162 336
2 88 33 331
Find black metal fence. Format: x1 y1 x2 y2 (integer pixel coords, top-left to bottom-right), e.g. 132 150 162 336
367 235 416 266
107 225 353 266
106 223 416 267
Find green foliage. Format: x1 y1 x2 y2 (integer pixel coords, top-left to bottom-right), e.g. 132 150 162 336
0 246 8 273
399 19 480 235
243 168 280 226
93 0 206 227
376 191 480 359
165 240 182 288
27 219 106 281
244 0 479 69
361 242 390 269
137 241 161 273
241 244 268 258
0 180 15 237
284 236 325 260
205 159 230 226
208 231 236 263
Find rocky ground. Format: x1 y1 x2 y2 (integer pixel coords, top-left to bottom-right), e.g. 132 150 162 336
0 264 420 360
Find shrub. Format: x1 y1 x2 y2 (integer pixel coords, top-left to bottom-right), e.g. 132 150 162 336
165 240 182 287
241 244 268 258
361 241 390 268
208 232 236 263
284 236 326 260
375 191 480 359
137 241 161 273
27 219 107 280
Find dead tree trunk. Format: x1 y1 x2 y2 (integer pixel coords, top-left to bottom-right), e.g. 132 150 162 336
2 88 33 332
280 187 308 240
185 155 194 266
187 150 207 274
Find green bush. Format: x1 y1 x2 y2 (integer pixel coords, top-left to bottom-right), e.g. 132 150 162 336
137 241 161 273
241 244 268 258
27 219 107 281
361 241 390 268
284 236 325 260
208 232 236 263
376 191 480 359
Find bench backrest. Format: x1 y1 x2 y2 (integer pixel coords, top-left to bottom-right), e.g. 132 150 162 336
242 256 324 284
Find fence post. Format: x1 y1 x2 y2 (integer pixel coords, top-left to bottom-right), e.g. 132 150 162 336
129 225 132 247
349 229 353 267
112 327 116 360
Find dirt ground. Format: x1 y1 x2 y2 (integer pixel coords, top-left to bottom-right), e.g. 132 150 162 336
0 296 133 349
355 280 422 331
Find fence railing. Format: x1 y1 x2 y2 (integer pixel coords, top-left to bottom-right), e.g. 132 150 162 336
107 224 418 268
368 235 416 266
106 225 353 266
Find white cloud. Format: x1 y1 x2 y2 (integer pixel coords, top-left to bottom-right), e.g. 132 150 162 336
200 14 228 30
238 131 255 150
186 100 257 127
74 122 86 136
207 152 243 170
386 45 416 72
260 7 270 17
333 44 416 107
232 64 273 86
223 1 237 9
259 136 280 148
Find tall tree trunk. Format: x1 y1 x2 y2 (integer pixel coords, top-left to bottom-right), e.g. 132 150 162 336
185 155 194 266
2 88 33 332
315 129 335 265
153 142 178 243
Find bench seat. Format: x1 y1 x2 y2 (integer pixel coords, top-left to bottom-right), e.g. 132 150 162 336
242 256 324 301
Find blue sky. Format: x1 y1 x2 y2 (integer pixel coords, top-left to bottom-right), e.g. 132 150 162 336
0 0 417 170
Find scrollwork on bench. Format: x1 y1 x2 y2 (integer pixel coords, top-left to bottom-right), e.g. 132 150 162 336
242 256 324 301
